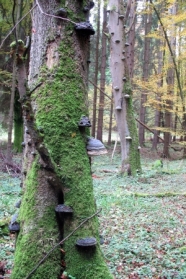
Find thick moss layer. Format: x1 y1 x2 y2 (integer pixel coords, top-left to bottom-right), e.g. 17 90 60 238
31 37 113 278
125 82 141 175
11 160 61 279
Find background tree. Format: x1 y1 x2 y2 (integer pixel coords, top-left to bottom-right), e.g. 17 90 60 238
108 0 141 174
97 3 107 141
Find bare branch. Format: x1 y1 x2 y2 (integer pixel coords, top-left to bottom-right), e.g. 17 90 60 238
0 4 37 49
35 0 78 25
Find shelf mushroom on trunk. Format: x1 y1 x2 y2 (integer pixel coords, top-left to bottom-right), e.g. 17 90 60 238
86 137 107 156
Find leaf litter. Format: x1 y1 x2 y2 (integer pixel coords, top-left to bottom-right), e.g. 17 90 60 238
92 146 186 279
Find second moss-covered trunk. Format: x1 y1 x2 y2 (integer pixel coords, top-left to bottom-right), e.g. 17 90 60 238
11 1 113 279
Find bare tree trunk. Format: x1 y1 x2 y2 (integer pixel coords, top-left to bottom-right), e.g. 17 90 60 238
12 1 113 278
126 0 136 78
139 1 152 146
108 0 141 175
97 6 107 141
152 38 164 150
6 0 23 162
163 2 177 158
92 2 100 138
6 62 16 163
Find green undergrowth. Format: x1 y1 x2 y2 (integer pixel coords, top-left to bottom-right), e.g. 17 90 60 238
92 149 186 279
0 172 21 274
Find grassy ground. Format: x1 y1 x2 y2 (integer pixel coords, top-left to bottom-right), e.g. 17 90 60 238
92 144 186 279
0 141 186 278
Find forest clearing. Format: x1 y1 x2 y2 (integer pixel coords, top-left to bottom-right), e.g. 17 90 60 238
0 141 186 279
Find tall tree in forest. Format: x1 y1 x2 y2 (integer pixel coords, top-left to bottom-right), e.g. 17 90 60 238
162 2 177 158
91 1 101 138
108 0 141 174
151 37 164 150
139 0 152 146
97 3 107 141
11 1 113 279
6 0 23 162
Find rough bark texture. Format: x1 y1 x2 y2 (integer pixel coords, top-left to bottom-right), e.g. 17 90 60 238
126 0 136 78
163 2 177 158
108 0 141 174
92 2 100 138
11 1 113 279
139 2 152 146
97 7 107 141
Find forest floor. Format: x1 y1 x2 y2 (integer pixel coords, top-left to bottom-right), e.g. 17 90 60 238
0 141 186 279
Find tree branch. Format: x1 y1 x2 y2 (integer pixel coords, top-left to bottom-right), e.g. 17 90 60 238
0 4 37 49
25 208 102 279
88 79 113 101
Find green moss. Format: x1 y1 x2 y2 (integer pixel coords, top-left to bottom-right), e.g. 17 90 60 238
126 94 141 175
11 207 61 279
18 158 39 223
30 37 112 278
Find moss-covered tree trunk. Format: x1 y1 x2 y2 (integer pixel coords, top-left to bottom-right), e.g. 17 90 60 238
11 1 113 279
108 0 141 175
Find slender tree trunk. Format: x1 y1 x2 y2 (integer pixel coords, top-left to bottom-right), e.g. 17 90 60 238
97 5 107 141
163 2 177 158
108 0 141 175
139 1 152 146
152 38 164 150
6 0 23 162
12 1 113 279
6 62 16 163
13 89 23 152
92 2 101 138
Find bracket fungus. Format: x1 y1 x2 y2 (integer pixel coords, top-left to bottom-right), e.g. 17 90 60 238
8 213 20 233
76 237 97 248
74 21 95 36
55 204 73 224
124 94 130 99
126 136 132 140
114 86 119 91
55 204 73 215
15 200 21 208
78 115 91 127
86 137 107 156
115 98 123 111
21 142 25 147
115 105 122 110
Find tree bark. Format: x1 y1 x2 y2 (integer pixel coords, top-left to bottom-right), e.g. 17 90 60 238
139 1 152 146
11 1 113 279
97 6 107 141
163 2 177 158
108 0 141 174
91 2 100 138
